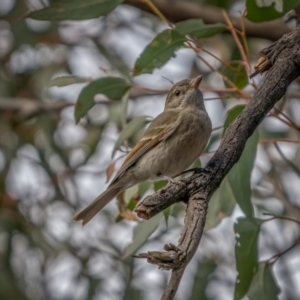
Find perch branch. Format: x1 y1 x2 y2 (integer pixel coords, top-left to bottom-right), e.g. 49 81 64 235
134 26 300 300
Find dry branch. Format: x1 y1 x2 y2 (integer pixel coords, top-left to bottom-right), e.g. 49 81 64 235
134 26 300 300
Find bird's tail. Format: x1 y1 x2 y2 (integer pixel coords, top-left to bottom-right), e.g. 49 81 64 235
73 186 120 226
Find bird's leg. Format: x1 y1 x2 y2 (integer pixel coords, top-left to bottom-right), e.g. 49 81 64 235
174 166 212 178
157 173 185 189
173 167 204 178
158 174 177 184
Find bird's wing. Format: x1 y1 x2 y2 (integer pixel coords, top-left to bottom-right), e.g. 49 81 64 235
110 110 180 185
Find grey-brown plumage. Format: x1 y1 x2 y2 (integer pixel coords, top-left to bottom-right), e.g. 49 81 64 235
73 76 212 225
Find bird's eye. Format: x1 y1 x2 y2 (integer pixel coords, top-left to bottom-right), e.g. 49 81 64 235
174 90 180 96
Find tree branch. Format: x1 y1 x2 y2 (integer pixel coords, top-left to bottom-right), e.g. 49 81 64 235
124 0 291 41
134 26 300 299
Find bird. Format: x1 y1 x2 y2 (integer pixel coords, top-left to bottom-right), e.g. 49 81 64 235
73 76 212 225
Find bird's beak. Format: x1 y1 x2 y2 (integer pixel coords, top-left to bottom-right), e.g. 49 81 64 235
190 75 203 89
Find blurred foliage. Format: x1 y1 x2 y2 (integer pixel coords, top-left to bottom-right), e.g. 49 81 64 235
1 0 300 299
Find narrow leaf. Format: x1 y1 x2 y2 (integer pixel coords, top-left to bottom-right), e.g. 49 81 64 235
223 105 245 135
122 213 162 258
227 130 258 218
163 206 171 228
133 29 186 75
138 181 151 197
28 0 124 21
246 0 300 23
175 20 227 38
224 105 258 218
74 77 131 123
154 180 168 191
47 76 90 87
189 259 217 300
234 217 262 300
223 62 248 89
247 262 281 300
205 177 235 230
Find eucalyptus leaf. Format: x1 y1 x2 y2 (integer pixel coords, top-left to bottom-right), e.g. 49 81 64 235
133 29 185 75
205 177 236 230
74 77 131 123
247 262 280 300
234 217 263 300
227 130 258 218
175 20 227 38
223 106 258 218
246 0 300 23
223 62 248 89
138 181 151 197
163 206 171 228
47 76 90 87
122 213 162 259
223 105 245 134
154 180 168 191
28 0 123 20
189 259 217 300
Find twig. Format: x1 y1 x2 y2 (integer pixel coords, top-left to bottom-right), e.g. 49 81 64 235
239 9 251 65
262 212 300 226
142 0 173 28
222 10 251 74
273 142 300 177
267 237 300 263
259 139 300 144
269 113 300 131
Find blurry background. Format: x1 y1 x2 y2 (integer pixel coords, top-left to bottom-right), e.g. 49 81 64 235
1 0 300 299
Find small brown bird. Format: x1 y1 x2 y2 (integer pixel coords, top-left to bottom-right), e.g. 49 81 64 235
73 76 212 225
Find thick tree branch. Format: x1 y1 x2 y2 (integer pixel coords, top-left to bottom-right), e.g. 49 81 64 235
124 0 291 41
134 26 300 300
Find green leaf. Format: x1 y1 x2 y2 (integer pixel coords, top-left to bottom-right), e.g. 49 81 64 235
112 116 150 156
122 213 162 258
223 105 258 217
154 180 168 191
163 206 171 228
28 0 124 21
120 91 130 127
205 177 236 230
133 29 186 75
201 0 235 8
223 105 245 135
47 76 90 87
295 144 300 167
246 0 300 23
192 158 201 168
189 259 217 300
247 262 280 300
234 217 262 300
175 20 227 39
138 180 151 197
74 77 131 123
227 130 258 218
223 62 248 89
